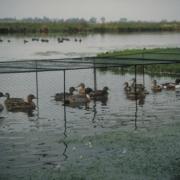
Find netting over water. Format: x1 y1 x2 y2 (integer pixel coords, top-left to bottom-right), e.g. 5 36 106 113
0 50 180 74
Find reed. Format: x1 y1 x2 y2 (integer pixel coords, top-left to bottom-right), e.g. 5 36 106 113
0 21 180 34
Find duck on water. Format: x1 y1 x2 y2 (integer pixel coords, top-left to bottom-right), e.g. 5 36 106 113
124 81 148 105
89 87 109 105
4 93 36 112
161 79 180 91
63 83 93 108
53 87 76 101
151 79 180 92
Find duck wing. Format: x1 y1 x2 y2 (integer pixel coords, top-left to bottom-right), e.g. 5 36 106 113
90 90 104 97
5 98 24 106
64 94 89 105
55 92 70 101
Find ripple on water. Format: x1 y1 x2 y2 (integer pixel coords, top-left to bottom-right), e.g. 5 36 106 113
0 71 180 179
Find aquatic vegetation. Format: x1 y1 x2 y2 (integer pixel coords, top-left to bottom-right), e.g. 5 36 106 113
0 21 180 34
98 48 180 74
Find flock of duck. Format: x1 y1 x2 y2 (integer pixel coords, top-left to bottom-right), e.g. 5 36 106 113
0 37 82 44
151 79 180 92
0 83 109 113
0 78 179 114
54 83 109 106
124 78 180 104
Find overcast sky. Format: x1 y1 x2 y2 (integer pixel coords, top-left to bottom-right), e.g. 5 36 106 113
0 0 180 21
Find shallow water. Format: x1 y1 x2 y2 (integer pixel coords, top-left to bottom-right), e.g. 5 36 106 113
0 33 180 179
0 69 180 179
0 32 180 61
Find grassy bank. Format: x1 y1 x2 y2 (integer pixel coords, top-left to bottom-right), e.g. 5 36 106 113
98 48 180 75
0 21 180 34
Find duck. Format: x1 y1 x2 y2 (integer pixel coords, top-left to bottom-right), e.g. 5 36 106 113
77 83 86 95
90 87 109 100
130 78 148 93
64 94 91 105
124 81 149 94
32 38 39 41
4 93 36 112
124 81 147 104
151 80 162 92
24 40 28 44
41 39 49 43
89 87 109 105
57 38 63 43
161 82 176 90
161 79 180 91
124 82 131 92
54 87 76 101
85 87 93 94
63 88 91 106
0 92 4 112
175 78 180 85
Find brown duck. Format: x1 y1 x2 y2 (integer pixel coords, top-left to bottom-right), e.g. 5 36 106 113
5 93 36 112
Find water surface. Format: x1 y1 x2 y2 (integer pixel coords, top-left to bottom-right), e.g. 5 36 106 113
0 32 180 61
0 33 180 179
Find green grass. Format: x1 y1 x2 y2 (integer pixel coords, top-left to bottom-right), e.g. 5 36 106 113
97 48 180 74
0 21 180 34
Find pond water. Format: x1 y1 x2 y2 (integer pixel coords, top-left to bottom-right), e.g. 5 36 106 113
0 33 180 179
0 32 180 61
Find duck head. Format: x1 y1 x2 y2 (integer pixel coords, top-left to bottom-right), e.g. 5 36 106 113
152 80 157 86
69 87 76 94
0 92 4 98
124 82 129 87
77 83 85 88
103 86 109 92
175 79 180 85
5 93 10 99
27 94 36 102
85 87 93 94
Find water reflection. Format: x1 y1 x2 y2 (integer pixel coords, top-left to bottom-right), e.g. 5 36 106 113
134 99 138 130
63 105 68 160
92 101 97 125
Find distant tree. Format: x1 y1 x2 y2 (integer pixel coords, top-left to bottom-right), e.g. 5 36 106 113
101 17 106 24
161 19 168 23
89 17 97 24
119 18 127 22
43 16 51 22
